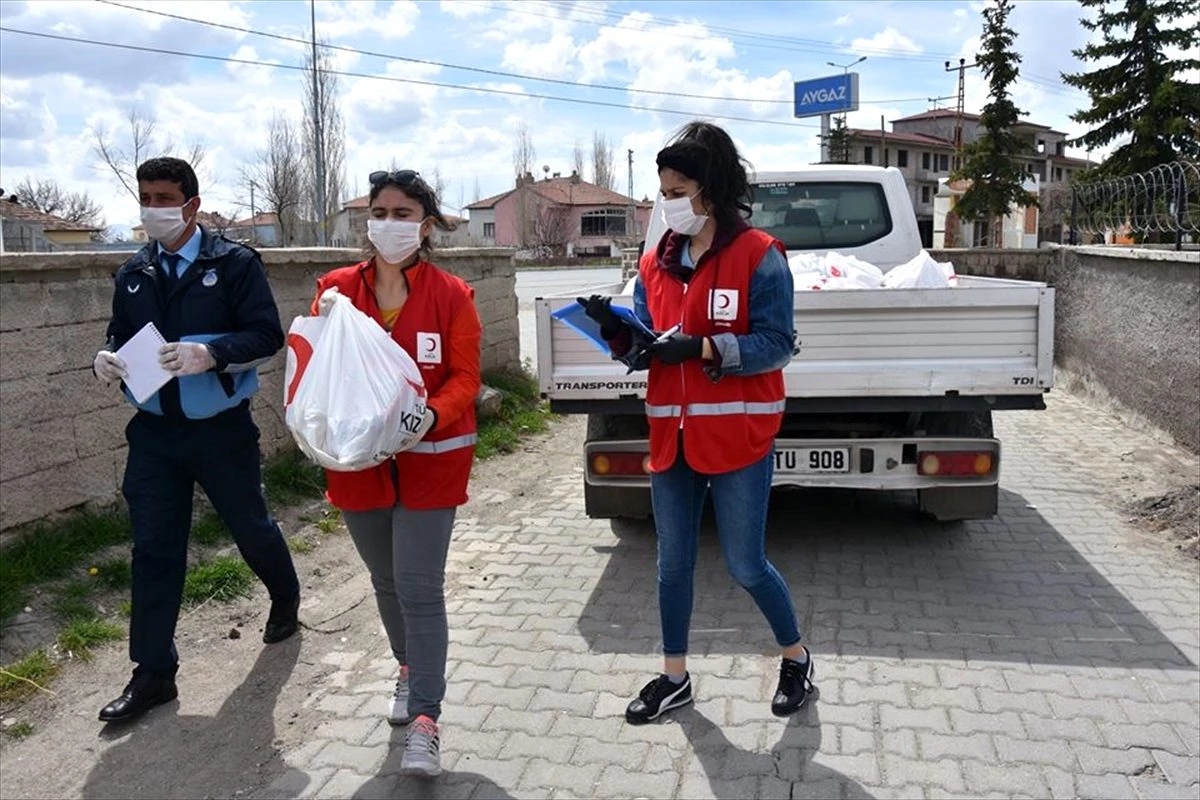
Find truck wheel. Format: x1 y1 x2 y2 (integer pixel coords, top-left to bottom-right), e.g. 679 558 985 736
585 413 653 520
918 485 999 522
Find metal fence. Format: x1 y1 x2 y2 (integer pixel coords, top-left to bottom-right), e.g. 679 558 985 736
1070 161 1199 250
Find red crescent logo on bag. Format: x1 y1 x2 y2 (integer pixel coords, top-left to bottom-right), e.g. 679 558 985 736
405 376 427 399
285 332 314 406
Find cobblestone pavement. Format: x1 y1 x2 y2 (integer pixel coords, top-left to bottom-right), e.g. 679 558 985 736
256 390 1198 800
1 389 1196 800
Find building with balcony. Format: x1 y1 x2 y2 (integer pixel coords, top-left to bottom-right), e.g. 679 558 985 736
844 109 1094 246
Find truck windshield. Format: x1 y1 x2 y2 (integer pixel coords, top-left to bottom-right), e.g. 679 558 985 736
752 181 892 250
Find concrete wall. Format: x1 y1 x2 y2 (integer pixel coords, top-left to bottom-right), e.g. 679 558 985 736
0 247 519 533
933 246 1199 452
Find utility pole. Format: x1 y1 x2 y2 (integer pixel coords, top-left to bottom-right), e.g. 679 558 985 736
824 56 866 163
627 148 635 238
311 0 327 246
249 182 257 245
944 58 979 172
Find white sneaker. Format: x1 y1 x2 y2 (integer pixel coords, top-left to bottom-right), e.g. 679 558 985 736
388 671 411 726
399 715 441 777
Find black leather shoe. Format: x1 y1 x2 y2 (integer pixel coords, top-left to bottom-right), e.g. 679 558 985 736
263 595 300 644
98 673 178 723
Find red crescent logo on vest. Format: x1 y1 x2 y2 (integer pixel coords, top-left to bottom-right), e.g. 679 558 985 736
285 332 314 405
424 337 437 352
716 294 731 309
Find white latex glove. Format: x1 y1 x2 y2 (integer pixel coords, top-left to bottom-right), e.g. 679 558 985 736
158 342 216 376
93 350 128 385
317 287 341 317
397 408 437 452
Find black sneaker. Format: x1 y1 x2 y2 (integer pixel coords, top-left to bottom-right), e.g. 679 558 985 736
771 652 815 716
625 673 693 724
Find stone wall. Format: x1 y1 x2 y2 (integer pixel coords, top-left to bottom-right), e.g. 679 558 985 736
934 246 1199 451
0 247 518 533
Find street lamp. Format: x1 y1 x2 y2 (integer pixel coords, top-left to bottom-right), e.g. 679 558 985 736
827 56 866 74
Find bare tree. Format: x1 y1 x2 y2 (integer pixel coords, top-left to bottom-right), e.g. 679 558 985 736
513 123 536 179
13 178 106 227
472 176 482 202
592 131 616 190
573 140 586 178
302 40 346 245
92 107 207 201
429 167 447 204
533 201 571 257
243 113 304 246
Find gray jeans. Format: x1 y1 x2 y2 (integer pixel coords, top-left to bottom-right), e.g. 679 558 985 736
342 504 455 721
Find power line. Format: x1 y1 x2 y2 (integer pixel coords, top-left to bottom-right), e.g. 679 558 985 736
0 26 820 129
94 0 940 107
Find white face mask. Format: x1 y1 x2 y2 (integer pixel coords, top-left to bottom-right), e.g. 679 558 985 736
661 193 708 236
368 219 423 264
141 204 193 244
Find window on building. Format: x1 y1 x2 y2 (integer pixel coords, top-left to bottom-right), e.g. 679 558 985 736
1055 141 1065 156
922 152 931 170
921 185 931 204
1054 167 1063 182
897 150 909 168
863 146 874 164
580 208 627 237
483 222 495 238
937 154 950 172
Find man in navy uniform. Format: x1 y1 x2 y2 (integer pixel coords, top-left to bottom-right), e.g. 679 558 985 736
92 157 301 723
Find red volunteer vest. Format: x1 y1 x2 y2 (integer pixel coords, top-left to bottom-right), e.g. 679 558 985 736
313 259 477 511
640 228 787 475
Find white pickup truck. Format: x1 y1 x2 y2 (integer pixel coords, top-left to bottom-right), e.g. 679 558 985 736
534 165 1055 521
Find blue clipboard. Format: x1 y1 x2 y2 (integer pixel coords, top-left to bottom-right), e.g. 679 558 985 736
551 301 654 356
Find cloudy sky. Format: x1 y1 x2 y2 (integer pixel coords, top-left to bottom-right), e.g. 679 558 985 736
0 0 1193 234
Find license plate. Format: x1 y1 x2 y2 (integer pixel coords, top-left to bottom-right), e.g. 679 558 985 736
775 448 851 474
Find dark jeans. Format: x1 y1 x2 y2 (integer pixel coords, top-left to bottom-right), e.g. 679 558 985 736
123 406 300 674
651 444 801 657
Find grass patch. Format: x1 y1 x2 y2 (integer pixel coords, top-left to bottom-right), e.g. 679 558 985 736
475 369 553 460
91 557 132 590
57 618 124 661
287 535 315 554
315 506 342 534
51 581 95 622
4 721 34 739
0 650 60 705
118 600 132 618
181 558 254 606
0 509 130 625
263 448 326 506
191 511 233 546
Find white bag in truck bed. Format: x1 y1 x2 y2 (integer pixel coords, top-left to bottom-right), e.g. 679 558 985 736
536 275 1054 402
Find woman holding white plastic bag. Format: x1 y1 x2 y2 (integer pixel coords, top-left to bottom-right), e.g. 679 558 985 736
309 170 482 778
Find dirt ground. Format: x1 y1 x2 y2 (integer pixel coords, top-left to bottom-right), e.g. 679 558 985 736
1126 484 1200 559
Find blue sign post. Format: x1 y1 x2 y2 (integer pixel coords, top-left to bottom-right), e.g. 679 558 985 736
794 73 860 163
793 73 860 118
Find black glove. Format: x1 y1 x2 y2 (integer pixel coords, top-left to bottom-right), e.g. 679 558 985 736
577 295 621 339
647 332 704 365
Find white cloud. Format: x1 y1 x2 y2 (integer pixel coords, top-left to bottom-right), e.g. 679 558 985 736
833 14 854 27
850 27 923 56
501 33 578 79
440 0 493 18
316 0 421 39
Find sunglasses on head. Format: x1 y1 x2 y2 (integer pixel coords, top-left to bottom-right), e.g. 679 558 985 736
369 169 420 186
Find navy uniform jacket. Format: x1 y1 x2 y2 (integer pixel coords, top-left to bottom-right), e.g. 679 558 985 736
105 225 285 420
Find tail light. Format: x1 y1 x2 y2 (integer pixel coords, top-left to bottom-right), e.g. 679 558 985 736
590 452 651 476
918 451 994 477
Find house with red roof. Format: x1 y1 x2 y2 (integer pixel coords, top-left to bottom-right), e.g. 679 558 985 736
466 171 653 258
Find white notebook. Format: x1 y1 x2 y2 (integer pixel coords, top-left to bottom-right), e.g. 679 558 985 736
116 322 174 403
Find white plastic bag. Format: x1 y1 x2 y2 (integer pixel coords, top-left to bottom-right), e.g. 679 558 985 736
285 290 428 472
822 252 884 289
881 251 952 289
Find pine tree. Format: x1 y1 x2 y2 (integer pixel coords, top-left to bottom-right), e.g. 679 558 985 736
952 0 1033 247
1062 0 1200 178
823 115 852 164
